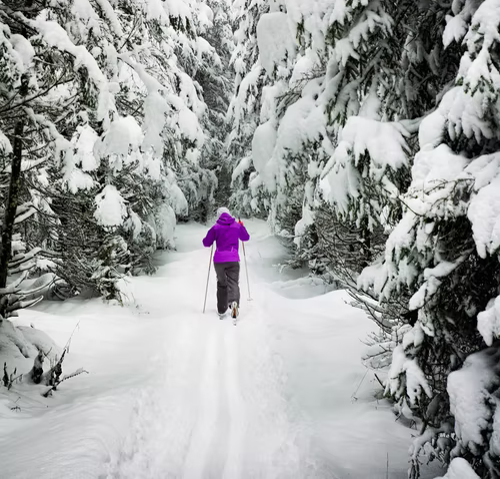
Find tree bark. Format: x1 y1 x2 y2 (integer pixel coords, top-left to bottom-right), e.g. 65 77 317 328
0 120 24 292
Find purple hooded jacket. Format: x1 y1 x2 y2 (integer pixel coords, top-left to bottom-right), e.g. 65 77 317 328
202 213 250 263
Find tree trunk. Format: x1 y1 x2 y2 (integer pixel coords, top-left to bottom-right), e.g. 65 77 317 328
0 120 24 292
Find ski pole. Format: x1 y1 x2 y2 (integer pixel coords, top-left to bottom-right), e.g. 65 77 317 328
203 244 214 313
242 241 252 301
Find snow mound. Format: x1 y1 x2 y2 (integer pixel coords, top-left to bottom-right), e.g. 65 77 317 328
0 319 59 373
435 458 479 479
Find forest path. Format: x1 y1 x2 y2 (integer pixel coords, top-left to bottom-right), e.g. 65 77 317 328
0 221 443 479
106 222 315 479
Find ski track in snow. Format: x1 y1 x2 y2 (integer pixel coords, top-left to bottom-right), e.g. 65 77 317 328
105 240 315 479
107 314 313 479
182 329 219 479
222 327 246 479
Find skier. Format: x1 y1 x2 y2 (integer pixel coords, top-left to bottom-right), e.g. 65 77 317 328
202 207 250 319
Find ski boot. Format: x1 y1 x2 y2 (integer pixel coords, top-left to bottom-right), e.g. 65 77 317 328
230 301 239 319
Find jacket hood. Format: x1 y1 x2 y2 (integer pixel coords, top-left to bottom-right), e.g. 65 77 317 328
217 212 235 226
217 206 230 217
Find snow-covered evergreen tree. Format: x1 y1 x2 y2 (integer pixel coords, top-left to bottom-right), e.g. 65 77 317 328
228 1 500 475
228 0 465 256
226 0 271 217
0 0 227 299
191 0 234 221
357 1 500 477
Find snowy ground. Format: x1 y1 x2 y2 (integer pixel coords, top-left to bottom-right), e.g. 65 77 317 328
0 220 444 479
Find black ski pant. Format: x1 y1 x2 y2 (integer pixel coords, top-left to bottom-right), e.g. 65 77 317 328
214 262 240 314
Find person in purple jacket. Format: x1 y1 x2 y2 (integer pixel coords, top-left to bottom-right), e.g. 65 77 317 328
202 207 250 319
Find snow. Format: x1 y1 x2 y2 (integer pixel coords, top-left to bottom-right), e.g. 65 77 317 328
338 116 409 173
409 260 462 311
228 63 263 131
275 95 320 153
64 124 100 182
319 116 409 218
163 0 192 25
402 323 425 350
231 156 252 181
477 296 500 346
141 0 167 20
10 34 35 69
294 203 315 248
150 203 176 249
0 129 12 155
125 210 143 240
386 345 432 407
419 110 446 150
141 91 169 158
115 51 203 157
437 85 493 143
32 18 106 85
434 458 479 479
359 82 381 120
333 38 359 66
410 145 468 201
94 185 128 227
468 173 500 258
178 107 202 144
284 0 334 52
97 116 143 159
0 221 443 479
197 36 216 61
94 0 124 37
257 12 296 76
251 120 276 189
329 2 392 66
447 348 500 454
164 169 189 216
266 89 328 200
443 14 468 48
290 55 317 88
63 168 94 194
71 0 100 32
465 0 500 53
404 128 500 265
319 140 360 216
330 0 348 25
0 319 59 373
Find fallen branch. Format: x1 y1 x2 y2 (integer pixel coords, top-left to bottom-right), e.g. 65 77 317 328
3 362 20 389
374 373 385 388
64 320 80 353
42 349 66 387
42 368 88 398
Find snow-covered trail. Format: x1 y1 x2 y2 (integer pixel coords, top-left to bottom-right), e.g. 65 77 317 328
106 223 314 479
0 220 443 479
